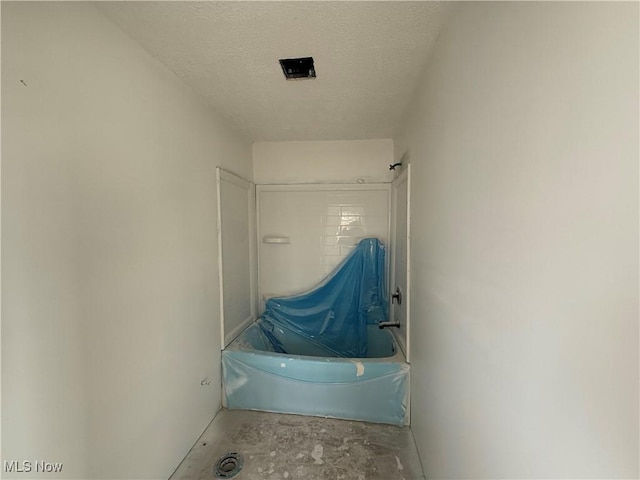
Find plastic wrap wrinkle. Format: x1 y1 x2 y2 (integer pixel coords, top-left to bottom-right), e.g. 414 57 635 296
259 237 388 358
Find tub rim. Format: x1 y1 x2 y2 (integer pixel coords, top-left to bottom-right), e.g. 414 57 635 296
225 321 406 363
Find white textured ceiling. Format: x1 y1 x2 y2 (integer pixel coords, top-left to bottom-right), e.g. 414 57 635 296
98 1 447 141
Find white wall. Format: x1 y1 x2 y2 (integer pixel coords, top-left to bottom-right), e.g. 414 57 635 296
253 139 394 184
395 3 638 479
1 2 251 479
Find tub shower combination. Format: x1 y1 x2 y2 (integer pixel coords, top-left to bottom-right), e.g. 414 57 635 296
222 238 409 426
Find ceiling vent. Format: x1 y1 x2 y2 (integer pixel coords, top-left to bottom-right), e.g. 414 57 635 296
279 57 316 80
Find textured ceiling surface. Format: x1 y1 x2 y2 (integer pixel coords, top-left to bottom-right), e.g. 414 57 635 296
98 1 447 141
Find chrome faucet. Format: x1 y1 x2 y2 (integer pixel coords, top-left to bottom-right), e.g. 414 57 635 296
378 321 400 329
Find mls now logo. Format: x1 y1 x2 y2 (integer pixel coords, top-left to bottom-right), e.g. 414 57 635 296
4 460 64 473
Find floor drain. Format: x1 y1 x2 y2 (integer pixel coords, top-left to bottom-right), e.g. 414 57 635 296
213 452 243 479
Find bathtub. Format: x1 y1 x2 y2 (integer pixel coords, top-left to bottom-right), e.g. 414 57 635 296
222 321 409 426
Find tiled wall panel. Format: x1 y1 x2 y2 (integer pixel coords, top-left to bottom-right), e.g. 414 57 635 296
258 185 390 303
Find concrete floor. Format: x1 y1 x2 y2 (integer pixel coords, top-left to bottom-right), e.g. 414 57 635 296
170 409 425 480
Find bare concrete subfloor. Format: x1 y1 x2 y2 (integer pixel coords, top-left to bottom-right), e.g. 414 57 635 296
170 409 425 480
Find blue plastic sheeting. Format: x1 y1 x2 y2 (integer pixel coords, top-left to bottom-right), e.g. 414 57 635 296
222 323 409 425
257 321 396 358
239 321 396 358
259 237 388 358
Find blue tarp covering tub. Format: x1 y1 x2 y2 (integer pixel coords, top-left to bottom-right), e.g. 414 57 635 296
260 237 388 358
222 238 409 425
